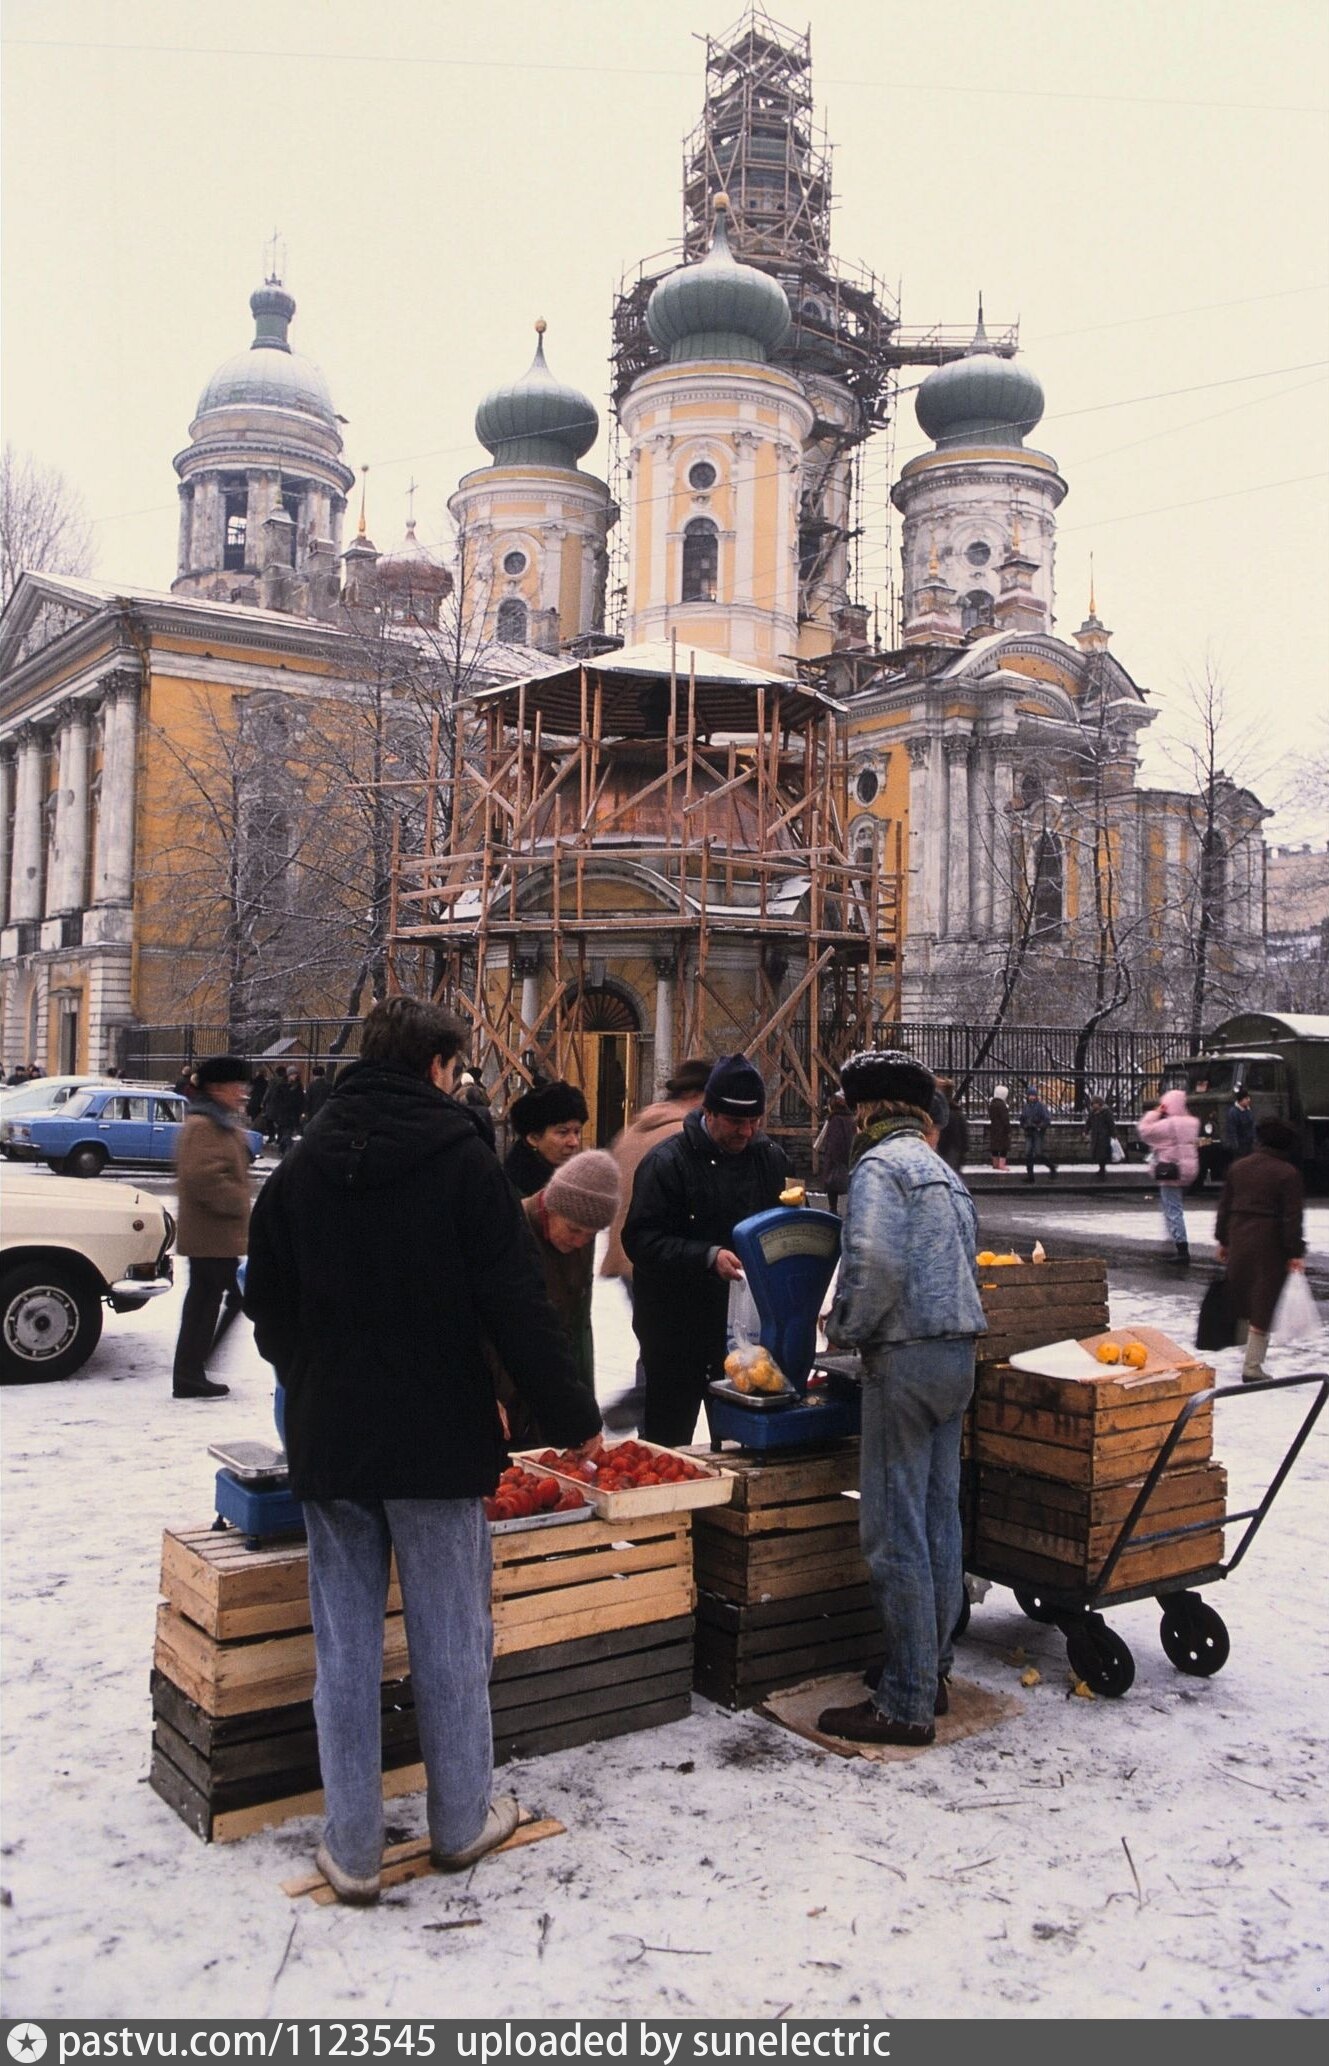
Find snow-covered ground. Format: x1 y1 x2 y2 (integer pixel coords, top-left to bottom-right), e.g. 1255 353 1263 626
2 1224 1327 2021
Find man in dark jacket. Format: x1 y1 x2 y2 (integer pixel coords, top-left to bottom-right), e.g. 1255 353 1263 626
1019 1087 1057 1181
1223 1090 1256 1165
244 998 601 1905
622 1054 788 1444
303 1065 333 1123
172 1054 256 1399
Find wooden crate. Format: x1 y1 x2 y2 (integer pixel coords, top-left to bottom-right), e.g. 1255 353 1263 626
970 1458 1227 1597
977 1257 1109 1364
694 1584 884 1710
968 1357 1215 1489
160 1525 401 1641
691 1445 866 1606
149 1614 696 1842
491 1511 694 1656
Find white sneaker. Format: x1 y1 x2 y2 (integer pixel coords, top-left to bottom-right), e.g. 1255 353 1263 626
315 1840 380 1905
431 1795 521 1872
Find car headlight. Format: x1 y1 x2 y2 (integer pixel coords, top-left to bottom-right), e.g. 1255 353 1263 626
11 1126 30 1142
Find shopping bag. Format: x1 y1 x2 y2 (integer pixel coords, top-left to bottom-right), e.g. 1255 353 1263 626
726 1273 762 1357
1109 1136 1125 1165
1195 1277 1238 1352
1270 1270 1324 1345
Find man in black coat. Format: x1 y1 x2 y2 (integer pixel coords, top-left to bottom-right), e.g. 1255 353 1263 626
244 997 600 1905
622 1054 788 1444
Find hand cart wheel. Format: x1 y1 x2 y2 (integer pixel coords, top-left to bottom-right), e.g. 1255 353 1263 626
1013 1584 1061 1625
1158 1591 1230 1676
1065 1614 1135 1698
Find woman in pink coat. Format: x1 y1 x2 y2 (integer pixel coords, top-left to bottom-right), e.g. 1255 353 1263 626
1138 1088 1202 1265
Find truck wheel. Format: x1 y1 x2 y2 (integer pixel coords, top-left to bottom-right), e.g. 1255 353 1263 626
0 1263 104 1382
65 1144 108 1179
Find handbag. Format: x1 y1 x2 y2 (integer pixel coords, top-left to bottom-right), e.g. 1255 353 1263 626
1196 1277 1239 1352
1153 1159 1180 1183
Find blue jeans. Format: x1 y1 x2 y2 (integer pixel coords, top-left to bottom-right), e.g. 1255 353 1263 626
304 1499 494 1878
859 1338 976 1729
1158 1186 1187 1243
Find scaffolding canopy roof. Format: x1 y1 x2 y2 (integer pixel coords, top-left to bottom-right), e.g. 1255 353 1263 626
469 639 844 736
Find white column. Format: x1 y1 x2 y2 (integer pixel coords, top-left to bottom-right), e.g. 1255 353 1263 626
51 701 93 913
944 737 971 937
0 748 15 929
9 726 46 923
520 970 540 1042
192 477 222 573
989 744 1017 941
175 486 193 580
733 428 758 608
653 960 676 1090
973 746 995 934
95 676 140 906
905 735 938 940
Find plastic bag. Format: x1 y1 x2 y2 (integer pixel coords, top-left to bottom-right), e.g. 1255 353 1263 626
1109 1136 1125 1165
726 1273 762 1355
724 1277 791 1395
1270 1270 1323 1345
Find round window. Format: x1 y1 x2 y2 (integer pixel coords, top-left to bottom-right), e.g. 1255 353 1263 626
502 550 528 576
966 541 991 567
855 768 879 806
688 461 717 491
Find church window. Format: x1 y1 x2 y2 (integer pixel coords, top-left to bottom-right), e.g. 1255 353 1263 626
502 550 528 576
688 461 717 491
1021 769 1044 807
966 541 991 567
496 597 528 643
855 768 879 806
281 486 302 536
224 491 248 571
1032 832 1063 941
681 518 719 603
961 589 994 634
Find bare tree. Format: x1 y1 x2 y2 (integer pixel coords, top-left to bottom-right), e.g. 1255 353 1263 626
1 444 95 605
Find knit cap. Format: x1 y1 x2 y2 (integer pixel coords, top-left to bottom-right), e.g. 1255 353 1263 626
703 1054 767 1117
544 1149 622 1231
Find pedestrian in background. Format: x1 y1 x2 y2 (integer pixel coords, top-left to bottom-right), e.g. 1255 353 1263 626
1138 1088 1200 1266
813 1090 856 1212
1086 1096 1116 1178
303 1065 333 1125
171 1054 256 1400
816 1050 985 1748
987 1084 1011 1170
935 1078 970 1175
244 997 600 1905
504 1079 588 1197
1019 1086 1057 1181
1216 1117 1307 1382
458 1071 497 1152
246 1068 270 1127
1223 1090 1256 1167
492 1149 622 1447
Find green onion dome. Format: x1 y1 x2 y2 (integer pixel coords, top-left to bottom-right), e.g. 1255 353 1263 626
915 308 1045 450
195 281 338 429
475 322 599 469
646 195 791 365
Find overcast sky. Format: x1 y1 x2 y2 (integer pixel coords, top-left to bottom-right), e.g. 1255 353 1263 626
3 0 1326 834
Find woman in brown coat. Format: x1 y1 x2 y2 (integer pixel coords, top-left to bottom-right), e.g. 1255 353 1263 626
987 1085 1012 1171
1215 1117 1307 1381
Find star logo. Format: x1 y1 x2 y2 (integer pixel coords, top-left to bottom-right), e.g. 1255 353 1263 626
7 2030 48 2064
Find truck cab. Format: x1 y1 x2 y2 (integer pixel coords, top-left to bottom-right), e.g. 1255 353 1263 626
1160 1013 1328 1183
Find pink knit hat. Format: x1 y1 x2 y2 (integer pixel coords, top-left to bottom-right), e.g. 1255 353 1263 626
544 1149 622 1231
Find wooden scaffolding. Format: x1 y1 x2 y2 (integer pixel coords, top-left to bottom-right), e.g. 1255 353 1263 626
389 646 902 1145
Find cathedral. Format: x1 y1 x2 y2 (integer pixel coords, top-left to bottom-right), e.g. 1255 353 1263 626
0 7 1266 1108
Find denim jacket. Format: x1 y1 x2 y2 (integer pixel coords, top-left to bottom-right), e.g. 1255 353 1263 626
829 1128 986 1347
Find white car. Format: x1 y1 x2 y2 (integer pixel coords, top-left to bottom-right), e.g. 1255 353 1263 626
1 1076 114 1157
1 1167 175 1382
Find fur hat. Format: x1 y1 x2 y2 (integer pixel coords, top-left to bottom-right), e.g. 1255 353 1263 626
544 1149 622 1231
839 1048 935 1112
510 1079 589 1137
703 1054 767 1117
196 1054 251 1088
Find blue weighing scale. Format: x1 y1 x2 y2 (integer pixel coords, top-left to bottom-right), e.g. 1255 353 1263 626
705 1205 860 1451
209 1380 304 1542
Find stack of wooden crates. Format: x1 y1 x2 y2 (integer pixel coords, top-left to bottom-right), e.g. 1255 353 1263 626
690 1446 883 1708
152 1510 695 1842
967 1259 1225 1596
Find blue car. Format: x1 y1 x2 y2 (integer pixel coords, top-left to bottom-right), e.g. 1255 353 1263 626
9 1086 264 1179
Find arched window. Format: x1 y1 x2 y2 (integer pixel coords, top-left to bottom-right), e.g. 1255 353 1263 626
681 518 719 604
1032 832 1063 940
961 589 994 635
223 489 248 571
496 597 528 643
1201 828 1227 933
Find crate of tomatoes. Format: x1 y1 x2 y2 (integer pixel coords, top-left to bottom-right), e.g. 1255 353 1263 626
514 1436 735 1521
484 1465 590 1534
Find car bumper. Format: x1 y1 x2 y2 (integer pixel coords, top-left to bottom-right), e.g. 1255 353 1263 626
1 1142 41 1160
108 1273 174 1310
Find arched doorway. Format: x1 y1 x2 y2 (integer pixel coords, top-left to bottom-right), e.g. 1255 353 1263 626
563 984 640 1146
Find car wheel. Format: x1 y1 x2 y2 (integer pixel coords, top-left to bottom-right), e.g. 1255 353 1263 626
65 1144 108 1179
0 1263 104 1383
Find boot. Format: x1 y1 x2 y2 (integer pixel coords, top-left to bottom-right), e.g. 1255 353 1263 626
1242 1327 1270 1383
1174 1240 1190 1267
173 1376 230 1399
816 1699 935 1747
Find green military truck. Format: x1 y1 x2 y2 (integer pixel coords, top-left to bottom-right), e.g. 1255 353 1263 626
1158 1012 1329 1184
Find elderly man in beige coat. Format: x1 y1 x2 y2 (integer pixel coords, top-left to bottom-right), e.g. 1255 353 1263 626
598 1058 709 1429
172 1054 256 1399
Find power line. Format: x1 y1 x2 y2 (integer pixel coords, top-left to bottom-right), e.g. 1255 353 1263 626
1058 470 1329 534
1031 282 1329 343
4 34 1325 116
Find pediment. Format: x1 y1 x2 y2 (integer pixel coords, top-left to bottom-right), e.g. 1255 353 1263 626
0 574 105 679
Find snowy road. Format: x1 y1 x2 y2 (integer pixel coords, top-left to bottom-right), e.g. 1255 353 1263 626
2 1197 1326 2021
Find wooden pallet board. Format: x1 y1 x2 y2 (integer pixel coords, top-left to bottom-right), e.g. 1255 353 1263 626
283 1814 566 1902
